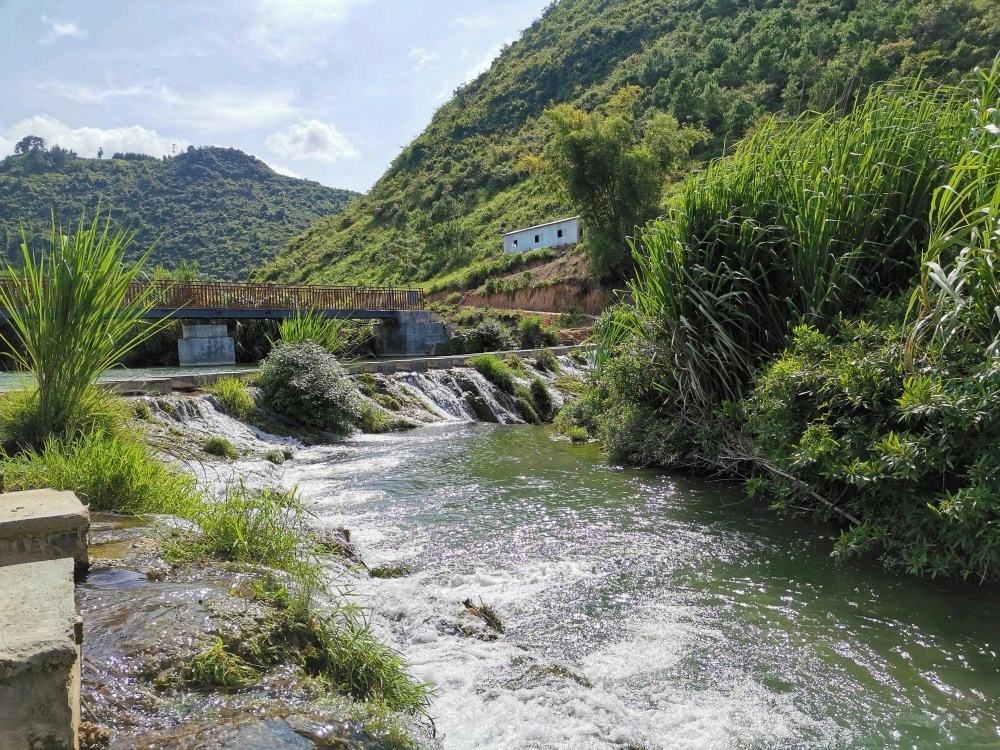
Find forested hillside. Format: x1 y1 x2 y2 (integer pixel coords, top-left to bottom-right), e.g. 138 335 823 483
0 144 356 280
259 0 1000 286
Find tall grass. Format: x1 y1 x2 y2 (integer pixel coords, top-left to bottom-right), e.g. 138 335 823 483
275 308 353 354
909 57 1000 354
611 74 975 409
0 212 168 447
1 430 201 515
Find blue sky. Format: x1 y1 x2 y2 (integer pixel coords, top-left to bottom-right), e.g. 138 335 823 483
0 0 550 192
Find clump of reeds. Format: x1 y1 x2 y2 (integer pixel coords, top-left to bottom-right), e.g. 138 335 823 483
0 212 169 448
612 72 978 409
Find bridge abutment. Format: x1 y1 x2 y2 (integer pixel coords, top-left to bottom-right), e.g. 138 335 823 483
374 311 451 356
177 324 236 366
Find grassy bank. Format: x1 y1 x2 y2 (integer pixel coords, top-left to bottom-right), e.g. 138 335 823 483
584 60 1000 581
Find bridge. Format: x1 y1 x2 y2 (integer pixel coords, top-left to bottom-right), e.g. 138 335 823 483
127 281 426 320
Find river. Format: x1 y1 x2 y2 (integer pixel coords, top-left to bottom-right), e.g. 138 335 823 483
275 422 1000 749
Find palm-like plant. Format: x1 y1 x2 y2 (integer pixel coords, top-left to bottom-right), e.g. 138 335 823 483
0 212 169 447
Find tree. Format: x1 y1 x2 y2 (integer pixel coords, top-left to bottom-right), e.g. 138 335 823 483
13 135 46 154
541 87 706 279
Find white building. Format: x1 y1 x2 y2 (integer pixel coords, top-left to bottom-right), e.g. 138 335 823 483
502 216 581 254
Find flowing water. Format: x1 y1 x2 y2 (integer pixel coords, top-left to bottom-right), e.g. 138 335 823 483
280 424 1000 750
127 363 1000 749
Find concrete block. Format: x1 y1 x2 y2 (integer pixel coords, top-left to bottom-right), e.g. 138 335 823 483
0 557 81 750
182 324 229 339
178 335 236 366
0 489 90 570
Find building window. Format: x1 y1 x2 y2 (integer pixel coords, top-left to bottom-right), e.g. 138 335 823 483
534 234 540 243
557 229 563 238
512 239 518 248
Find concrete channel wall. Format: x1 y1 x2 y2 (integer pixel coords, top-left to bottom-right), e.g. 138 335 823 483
0 489 88 750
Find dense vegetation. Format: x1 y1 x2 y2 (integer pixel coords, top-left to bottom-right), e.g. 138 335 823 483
259 0 999 288
0 143 356 280
577 61 1000 581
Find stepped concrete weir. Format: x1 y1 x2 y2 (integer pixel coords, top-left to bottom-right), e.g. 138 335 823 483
0 489 89 750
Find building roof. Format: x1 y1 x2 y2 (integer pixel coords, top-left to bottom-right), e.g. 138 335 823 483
501 216 579 237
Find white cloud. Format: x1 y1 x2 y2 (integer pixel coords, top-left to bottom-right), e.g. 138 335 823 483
41 80 300 132
39 15 86 44
409 47 439 73
452 12 506 31
0 115 188 159
247 0 369 64
463 42 508 84
266 161 303 179
265 119 360 162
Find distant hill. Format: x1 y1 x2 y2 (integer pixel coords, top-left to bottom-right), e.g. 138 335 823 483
258 0 1000 288
0 144 357 280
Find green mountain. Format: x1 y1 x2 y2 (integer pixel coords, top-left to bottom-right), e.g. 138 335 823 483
258 0 999 288
0 145 357 280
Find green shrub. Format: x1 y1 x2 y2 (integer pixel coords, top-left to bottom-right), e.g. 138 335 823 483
566 426 589 443
203 436 239 460
468 354 515 392
2 431 200 515
257 342 361 434
529 378 554 421
534 349 560 373
264 449 286 464
207 377 256 422
745 303 1000 581
0 386 129 451
518 315 558 349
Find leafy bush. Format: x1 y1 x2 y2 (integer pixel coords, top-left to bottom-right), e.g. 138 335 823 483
529 379 554 421
747 306 1000 581
518 315 558 349
257 342 361 434
468 354 516 392
439 317 517 355
533 348 560 372
2 430 200 515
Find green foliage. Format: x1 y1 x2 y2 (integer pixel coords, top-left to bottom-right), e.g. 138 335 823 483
207 377 257 423
533 348 560 373
909 58 1000 354
276 309 355 355
747 305 1000 581
257 342 361 434
439 317 518 355
187 482 310 570
2 430 201 515
0 212 169 448
542 87 706 278
203 436 239 460
369 565 413 579
566 426 589 443
0 146 356 280
518 315 558 349
264 449 286 465
611 73 976 411
468 354 516 392
182 636 260 689
530 378 554 421
257 0 999 289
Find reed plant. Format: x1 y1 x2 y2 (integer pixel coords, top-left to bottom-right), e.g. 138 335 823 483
275 307 352 354
0 212 168 447
612 74 974 409
909 57 1000 354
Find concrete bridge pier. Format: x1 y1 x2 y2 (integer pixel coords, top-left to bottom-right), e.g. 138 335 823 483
178 324 236 366
374 311 451 356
